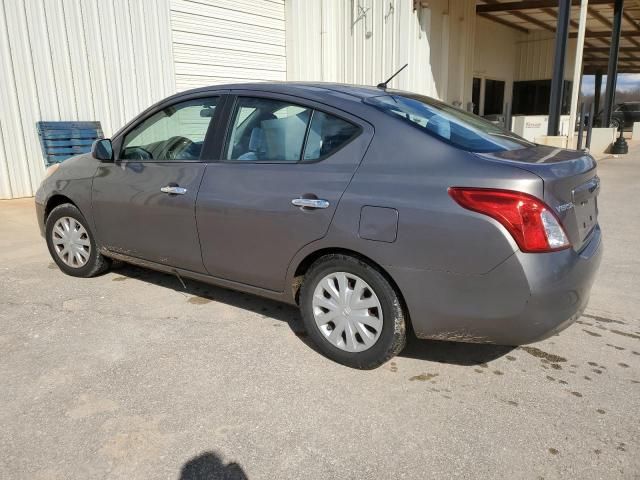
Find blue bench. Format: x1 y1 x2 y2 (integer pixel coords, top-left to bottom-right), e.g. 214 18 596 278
36 121 103 166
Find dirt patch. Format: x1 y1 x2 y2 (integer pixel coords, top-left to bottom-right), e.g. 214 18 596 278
582 329 602 337
582 314 626 325
610 330 640 341
409 373 439 382
188 296 212 305
518 346 566 363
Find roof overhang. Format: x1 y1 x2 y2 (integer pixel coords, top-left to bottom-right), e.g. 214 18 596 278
410 1 640 74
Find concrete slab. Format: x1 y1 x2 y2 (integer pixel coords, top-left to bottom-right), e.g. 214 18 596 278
1 151 639 479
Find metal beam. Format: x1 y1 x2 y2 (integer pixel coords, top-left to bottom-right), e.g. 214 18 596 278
589 6 640 49
542 7 600 51
593 72 603 123
602 0 624 128
585 67 640 74
571 31 640 38
478 12 530 33
584 47 640 52
569 31 640 38
476 0 611 13
548 0 572 136
481 0 555 32
584 56 640 62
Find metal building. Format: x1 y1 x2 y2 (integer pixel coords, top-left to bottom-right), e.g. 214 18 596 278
0 0 637 199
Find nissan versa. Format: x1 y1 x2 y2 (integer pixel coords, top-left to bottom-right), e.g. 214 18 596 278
36 83 602 369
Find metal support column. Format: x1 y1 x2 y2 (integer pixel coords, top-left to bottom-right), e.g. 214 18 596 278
567 0 589 148
548 0 571 136
593 72 603 126
601 0 624 128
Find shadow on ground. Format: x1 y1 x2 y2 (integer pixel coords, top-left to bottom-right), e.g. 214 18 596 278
113 263 513 366
400 336 514 365
180 451 248 480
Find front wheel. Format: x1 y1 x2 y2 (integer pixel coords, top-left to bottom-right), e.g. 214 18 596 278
299 254 407 369
45 203 110 277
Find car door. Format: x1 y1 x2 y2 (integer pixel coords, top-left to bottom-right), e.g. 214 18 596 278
92 94 224 273
196 92 374 291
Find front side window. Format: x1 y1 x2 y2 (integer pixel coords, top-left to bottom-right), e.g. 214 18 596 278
120 97 218 161
366 93 533 153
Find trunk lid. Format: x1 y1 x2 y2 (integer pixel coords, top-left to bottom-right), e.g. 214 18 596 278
477 145 599 252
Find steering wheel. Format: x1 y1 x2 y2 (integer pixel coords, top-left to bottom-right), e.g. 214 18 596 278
162 136 194 160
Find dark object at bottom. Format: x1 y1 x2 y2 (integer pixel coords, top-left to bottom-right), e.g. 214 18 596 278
611 130 628 155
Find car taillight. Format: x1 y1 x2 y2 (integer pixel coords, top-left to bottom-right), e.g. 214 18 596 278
448 187 571 253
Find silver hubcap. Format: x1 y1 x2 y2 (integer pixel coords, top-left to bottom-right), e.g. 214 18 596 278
312 271 383 352
51 217 91 268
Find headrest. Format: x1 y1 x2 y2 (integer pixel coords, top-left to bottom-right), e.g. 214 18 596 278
248 128 265 152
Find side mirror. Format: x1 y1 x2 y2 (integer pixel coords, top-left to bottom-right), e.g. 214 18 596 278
91 138 113 161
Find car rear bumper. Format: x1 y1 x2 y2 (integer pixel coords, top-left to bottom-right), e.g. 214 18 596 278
388 225 602 345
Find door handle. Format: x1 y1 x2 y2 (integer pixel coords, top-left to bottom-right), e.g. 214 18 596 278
291 198 330 209
160 185 188 195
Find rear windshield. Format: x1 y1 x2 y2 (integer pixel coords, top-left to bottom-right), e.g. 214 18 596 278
365 93 532 153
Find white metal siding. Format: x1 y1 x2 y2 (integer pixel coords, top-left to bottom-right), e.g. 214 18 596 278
515 31 577 81
170 0 287 91
473 17 519 114
285 0 476 105
0 0 176 199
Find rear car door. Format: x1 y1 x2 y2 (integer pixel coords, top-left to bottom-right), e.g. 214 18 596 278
92 94 224 273
196 91 373 291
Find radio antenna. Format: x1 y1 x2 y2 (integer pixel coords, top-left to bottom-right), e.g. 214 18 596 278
377 63 408 90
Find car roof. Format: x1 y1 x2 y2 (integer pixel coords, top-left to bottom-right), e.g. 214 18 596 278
174 82 387 100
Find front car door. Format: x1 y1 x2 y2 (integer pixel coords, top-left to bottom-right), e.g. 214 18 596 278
92 94 224 273
196 91 374 291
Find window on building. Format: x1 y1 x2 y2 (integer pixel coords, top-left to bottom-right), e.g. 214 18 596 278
472 78 481 115
120 98 218 161
512 80 572 116
483 79 505 116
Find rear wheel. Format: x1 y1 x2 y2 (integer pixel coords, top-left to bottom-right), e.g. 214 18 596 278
45 203 110 277
299 254 406 369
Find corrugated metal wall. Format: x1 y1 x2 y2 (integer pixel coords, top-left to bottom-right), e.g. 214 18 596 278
170 0 287 91
515 31 577 81
0 0 175 199
285 0 476 105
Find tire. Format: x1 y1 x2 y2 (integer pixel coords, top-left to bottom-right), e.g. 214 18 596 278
299 254 407 369
45 203 110 277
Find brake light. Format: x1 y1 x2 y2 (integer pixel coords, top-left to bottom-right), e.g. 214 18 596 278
448 187 570 253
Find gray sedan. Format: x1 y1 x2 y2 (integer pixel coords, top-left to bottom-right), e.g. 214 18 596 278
35 83 602 369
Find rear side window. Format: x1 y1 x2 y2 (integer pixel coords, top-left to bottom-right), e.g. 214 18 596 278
225 97 359 163
303 111 360 161
365 93 532 153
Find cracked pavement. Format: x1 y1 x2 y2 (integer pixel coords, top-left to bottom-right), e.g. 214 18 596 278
1 148 639 479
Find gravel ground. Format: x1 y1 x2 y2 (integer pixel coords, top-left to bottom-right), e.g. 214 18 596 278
1 148 639 480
